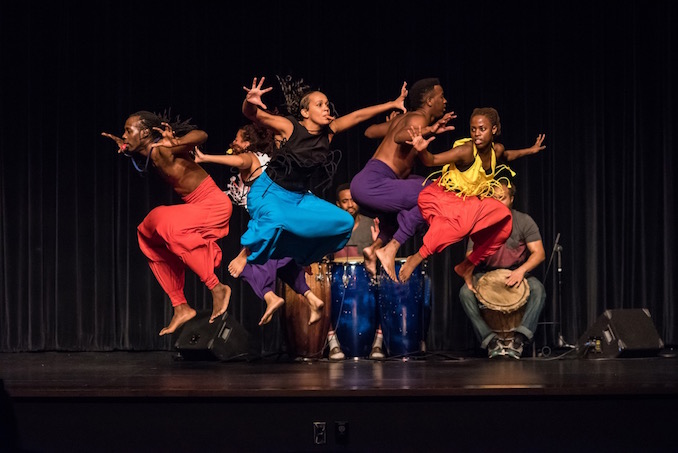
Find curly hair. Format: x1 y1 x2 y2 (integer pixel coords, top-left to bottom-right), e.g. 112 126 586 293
240 123 275 156
471 107 502 136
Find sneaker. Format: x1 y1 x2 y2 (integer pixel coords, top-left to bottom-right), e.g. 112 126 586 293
487 337 506 359
329 346 345 361
369 346 385 360
506 334 526 360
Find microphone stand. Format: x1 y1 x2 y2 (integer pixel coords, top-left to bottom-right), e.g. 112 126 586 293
545 234 574 350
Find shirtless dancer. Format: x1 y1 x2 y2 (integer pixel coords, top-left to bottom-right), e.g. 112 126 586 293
194 124 325 326
350 78 455 281
102 111 232 335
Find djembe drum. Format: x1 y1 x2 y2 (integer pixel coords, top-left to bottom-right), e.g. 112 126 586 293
279 262 332 360
474 269 530 340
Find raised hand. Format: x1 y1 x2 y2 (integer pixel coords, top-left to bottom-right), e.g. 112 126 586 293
100 132 127 153
528 134 547 155
406 125 436 151
243 76 273 110
430 112 457 135
150 122 180 149
392 81 408 113
192 146 207 163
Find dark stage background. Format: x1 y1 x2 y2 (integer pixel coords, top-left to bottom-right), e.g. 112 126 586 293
0 1 676 353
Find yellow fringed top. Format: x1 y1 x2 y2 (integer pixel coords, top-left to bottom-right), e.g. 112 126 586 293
424 138 515 199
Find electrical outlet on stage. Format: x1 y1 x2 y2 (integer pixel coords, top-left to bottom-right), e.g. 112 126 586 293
313 421 327 445
335 421 349 445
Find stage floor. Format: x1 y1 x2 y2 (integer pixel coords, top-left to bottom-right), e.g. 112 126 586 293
2 350 677 452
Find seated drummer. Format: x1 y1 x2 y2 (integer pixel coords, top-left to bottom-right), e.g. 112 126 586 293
458 180 546 359
328 183 385 360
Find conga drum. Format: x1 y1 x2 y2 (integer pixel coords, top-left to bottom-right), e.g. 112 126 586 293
474 269 530 340
376 258 432 357
329 257 378 359
279 262 332 360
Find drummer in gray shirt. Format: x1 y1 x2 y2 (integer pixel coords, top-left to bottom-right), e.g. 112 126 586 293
459 181 546 359
332 183 378 259
328 183 385 360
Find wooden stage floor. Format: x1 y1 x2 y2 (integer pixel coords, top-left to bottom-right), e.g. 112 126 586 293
2 350 677 452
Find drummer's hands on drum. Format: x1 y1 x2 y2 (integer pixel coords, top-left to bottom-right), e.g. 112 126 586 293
505 268 526 287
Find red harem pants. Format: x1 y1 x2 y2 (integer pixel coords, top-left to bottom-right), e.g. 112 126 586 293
417 182 512 263
137 176 233 306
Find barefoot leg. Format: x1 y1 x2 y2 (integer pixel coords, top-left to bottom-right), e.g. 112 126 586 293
375 239 400 282
209 283 232 323
259 291 285 326
304 290 325 326
398 252 424 283
159 303 197 336
362 238 382 278
454 258 476 292
228 248 249 278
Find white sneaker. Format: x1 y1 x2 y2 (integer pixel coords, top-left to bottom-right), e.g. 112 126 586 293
369 346 385 359
329 346 345 361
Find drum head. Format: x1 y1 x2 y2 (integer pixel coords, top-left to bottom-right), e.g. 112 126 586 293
332 256 365 265
474 269 530 313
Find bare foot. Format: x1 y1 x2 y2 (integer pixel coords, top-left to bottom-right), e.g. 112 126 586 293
228 248 248 278
209 283 232 323
362 238 382 278
304 290 325 325
375 239 400 282
159 303 196 336
398 252 424 283
259 291 285 326
454 258 476 292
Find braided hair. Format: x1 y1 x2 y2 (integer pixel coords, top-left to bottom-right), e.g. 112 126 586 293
130 109 198 139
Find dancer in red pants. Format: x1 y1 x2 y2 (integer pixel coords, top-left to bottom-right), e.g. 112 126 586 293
102 111 232 336
399 107 545 289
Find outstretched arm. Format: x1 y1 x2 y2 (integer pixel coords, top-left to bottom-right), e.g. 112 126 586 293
501 134 546 162
364 111 402 139
242 76 294 138
407 125 471 167
100 132 126 153
393 111 456 145
150 123 208 154
330 82 408 134
193 147 254 170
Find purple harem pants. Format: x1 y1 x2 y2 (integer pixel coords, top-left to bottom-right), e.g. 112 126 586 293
239 257 310 300
350 159 429 245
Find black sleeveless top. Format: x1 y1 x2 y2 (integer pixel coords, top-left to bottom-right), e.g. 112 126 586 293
265 116 335 193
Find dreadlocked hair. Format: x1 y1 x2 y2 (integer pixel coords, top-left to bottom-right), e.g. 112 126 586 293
130 109 198 140
471 107 501 136
240 123 275 156
276 75 311 119
275 75 339 120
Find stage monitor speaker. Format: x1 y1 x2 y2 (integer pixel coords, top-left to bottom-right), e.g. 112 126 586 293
173 311 255 361
577 308 664 358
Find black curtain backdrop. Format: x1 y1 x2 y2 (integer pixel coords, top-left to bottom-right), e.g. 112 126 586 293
1 1 676 352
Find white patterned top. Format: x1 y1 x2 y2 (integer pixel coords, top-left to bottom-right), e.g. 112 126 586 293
224 152 271 211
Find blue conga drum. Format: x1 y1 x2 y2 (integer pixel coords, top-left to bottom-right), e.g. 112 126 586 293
377 259 431 356
330 258 378 358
